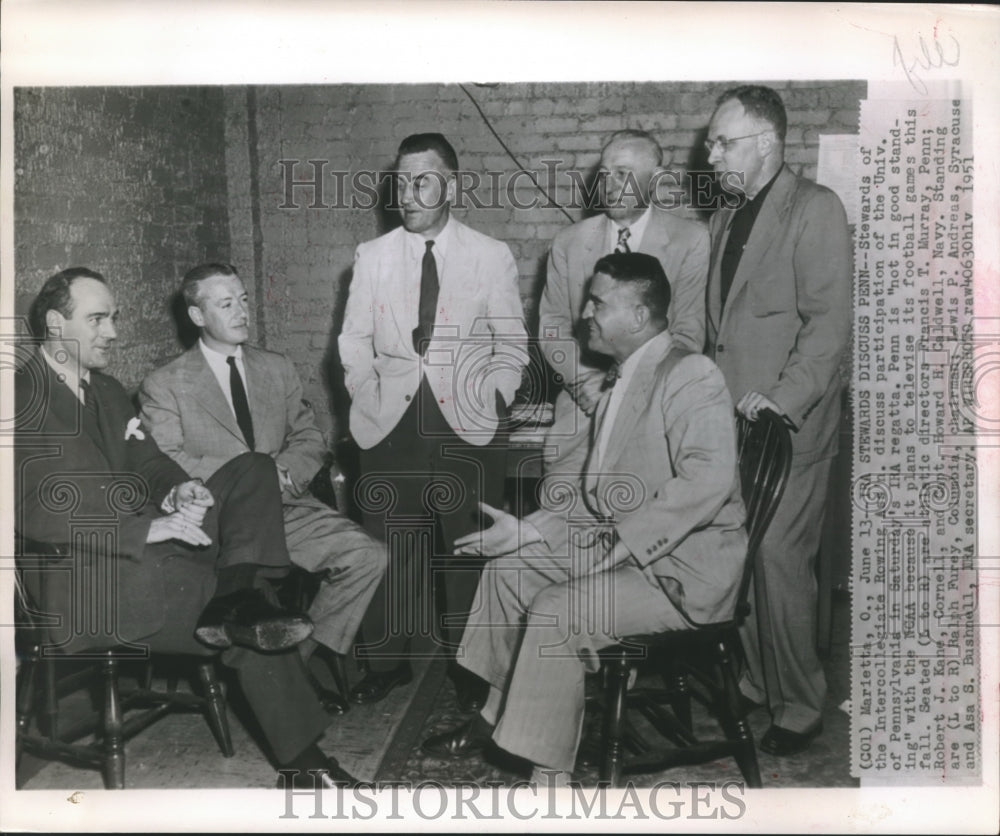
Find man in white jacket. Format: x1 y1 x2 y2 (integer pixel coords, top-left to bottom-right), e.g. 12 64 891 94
339 133 529 709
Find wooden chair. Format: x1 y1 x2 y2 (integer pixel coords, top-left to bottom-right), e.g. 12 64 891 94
15 536 235 790
596 408 792 787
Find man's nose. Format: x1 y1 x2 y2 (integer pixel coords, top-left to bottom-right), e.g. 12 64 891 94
582 300 594 318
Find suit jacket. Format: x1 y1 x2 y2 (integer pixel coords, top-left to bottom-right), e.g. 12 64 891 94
15 350 190 645
138 344 327 506
528 331 747 625
706 166 851 464
339 218 529 450
539 209 710 392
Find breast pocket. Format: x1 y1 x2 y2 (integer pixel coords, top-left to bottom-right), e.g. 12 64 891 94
748 269 796 317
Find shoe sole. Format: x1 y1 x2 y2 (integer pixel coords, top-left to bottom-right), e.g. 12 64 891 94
194 624 233 649
227 617 314 652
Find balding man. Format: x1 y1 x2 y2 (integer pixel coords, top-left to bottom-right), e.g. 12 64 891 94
538 129 710 478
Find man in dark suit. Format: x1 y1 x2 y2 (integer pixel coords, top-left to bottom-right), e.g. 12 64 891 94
704 85 851 755
539 129 709 478
15 267 356 787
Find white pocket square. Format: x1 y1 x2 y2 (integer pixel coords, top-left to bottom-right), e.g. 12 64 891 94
125 416 146 441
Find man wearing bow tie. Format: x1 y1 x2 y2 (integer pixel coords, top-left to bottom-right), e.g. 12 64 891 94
538 129 709 479
339 133 529 709
421 252 746 785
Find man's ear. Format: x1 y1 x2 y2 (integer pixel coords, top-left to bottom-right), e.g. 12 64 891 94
188 305 205 328
45 308 64 338
445 172 457 205
632 303 650 333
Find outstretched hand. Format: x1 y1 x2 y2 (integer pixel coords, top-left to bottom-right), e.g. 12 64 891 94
454 502 524 557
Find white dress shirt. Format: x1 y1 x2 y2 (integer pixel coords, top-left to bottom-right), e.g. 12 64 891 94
592 334 660 472
606 205 653 255
198 338 249 418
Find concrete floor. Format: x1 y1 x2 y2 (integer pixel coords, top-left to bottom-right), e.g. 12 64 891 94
16 593 854 791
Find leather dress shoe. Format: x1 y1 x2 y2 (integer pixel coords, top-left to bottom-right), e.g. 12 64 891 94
312 680 350 715
195 588 313 652
349 665 413 705
276 757 358 789
759 722 823 756
421 716 495 758
454 675 488 713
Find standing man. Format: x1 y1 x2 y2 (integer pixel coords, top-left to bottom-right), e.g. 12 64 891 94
339 133 528 709
539 129 709 477
421 253 747 784
704 85 851 755
17 268 356 786
140 263 386 715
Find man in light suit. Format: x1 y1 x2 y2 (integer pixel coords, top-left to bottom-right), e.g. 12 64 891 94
704 85 851 755
339 133 529 708
421 252 746 785
539 129 709 477
17 268 357 787
139 263 386 715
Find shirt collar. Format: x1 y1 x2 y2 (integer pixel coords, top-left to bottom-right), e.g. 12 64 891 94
608 205 653 248
617 328 664 386
199 337 243 368
404 214 455 261
40 344 89 401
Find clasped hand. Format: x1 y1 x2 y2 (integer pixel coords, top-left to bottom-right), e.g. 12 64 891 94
148 480 215 546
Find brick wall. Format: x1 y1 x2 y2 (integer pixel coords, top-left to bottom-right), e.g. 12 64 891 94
14 87 230 390
236 80 865 441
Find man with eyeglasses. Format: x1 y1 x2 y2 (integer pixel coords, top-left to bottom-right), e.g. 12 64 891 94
538 129 709 481
704 85 851 756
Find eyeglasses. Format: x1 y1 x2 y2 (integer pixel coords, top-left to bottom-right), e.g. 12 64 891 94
704 132 767 154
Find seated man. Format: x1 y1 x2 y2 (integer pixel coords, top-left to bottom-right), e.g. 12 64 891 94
15 268 355 787
422 253 748 785
139 263 386 714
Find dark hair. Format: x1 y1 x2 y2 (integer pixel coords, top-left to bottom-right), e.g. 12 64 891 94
717 84 787 142
181 262 239 308
396 133 459 172
603 129 663 167
28 267 106 339
592 252 671 324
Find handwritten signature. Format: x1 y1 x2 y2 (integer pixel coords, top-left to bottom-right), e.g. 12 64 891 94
892 33 960 95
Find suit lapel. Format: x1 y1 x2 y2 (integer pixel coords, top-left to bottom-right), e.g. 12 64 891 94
186 348 246 444
578 217 606 281
38 356 112 468
387 227 419 342
707 209 732 335
719 166 796 334
242 347 274 449
637 210 668 257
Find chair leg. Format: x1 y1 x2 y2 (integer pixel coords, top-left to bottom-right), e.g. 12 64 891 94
716 638 762 788
198 662 234 758
16 647 41 766
600 652 631 787
663 664 693 731
328 653 350 701
41 656 59 739
101 653 125 789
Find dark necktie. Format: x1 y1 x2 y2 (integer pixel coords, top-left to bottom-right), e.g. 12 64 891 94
79 377 101 430
615 227 631 253
601 362 621 391
412 240 439 355
226 356 255 450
